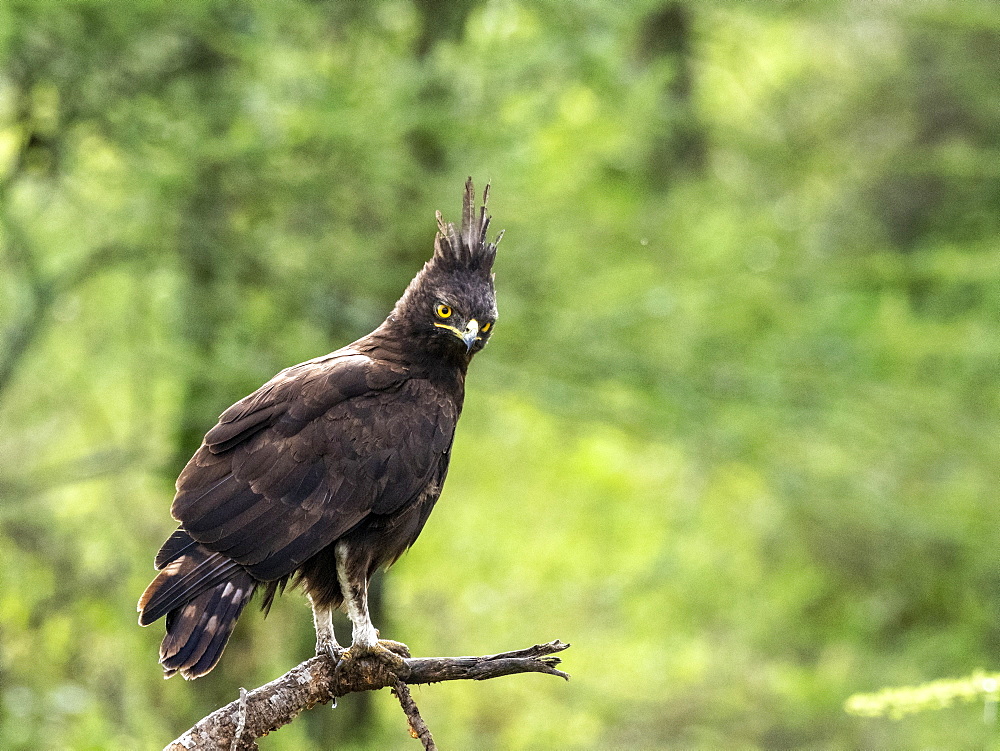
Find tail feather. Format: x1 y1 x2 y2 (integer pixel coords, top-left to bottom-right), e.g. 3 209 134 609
187 580 253 677
138 530 255 679
160 576 253 679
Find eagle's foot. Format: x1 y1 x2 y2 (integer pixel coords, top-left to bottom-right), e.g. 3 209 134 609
373 638 411 659
316 638 345 664
334 639 411 679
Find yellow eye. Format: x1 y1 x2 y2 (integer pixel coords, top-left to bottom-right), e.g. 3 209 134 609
435 303 452 319
481 322 492 332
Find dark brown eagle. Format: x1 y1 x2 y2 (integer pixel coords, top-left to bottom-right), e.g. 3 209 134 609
138 178 501 679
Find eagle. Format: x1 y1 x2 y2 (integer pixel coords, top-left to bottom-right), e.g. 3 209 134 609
138 178 501 679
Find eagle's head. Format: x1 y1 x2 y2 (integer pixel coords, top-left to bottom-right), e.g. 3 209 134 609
391 178 502 362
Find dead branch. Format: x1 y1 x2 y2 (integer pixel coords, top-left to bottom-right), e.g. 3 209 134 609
392 680 436 750
165 640 570 751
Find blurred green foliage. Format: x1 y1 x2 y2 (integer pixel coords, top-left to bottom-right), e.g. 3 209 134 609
846 670 1000 721
2 0 999 748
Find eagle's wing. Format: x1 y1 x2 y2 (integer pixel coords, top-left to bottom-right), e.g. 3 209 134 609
169 350 457 582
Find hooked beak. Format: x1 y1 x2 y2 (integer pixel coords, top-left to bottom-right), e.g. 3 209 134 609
460 319 480 352
433 318 481 352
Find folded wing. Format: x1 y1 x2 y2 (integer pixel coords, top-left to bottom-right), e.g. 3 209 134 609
168 350 457 582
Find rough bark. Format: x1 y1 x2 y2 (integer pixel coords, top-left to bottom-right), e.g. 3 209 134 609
165 640 570 750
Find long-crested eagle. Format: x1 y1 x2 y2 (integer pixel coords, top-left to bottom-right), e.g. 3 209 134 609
138 179 501 679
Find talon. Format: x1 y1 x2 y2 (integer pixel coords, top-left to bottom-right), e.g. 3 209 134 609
379 639 411 659
333 649 352 681
374 644 406 670
316 639 344 663
335 639 410 676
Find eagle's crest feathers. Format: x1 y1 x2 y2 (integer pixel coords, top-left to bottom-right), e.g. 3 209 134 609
432 177 502 275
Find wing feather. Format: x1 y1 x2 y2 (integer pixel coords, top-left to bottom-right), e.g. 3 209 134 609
154 527 199 569
167 351 452 583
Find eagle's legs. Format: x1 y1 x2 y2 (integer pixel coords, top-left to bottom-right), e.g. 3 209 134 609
309 594 343 662
334 541 410 673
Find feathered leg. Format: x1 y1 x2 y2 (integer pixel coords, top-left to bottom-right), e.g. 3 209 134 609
309 593 343 661
334 541 409 670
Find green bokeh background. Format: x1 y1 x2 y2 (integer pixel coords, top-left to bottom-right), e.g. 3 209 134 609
2 1 999 748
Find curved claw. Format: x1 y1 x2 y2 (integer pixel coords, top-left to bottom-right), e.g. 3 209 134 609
334 639 411 680
376 639 411 659
318 642 345 663
315 630 345 664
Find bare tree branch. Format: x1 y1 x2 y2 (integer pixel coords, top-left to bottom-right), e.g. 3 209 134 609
392 680 436 750
165 640 570 751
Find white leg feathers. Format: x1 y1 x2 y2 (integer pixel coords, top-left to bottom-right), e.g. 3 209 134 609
308 593 342 659
335 541 379 649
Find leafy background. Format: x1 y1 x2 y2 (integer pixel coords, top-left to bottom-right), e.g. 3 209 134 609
2 1 999 748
